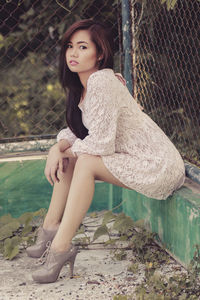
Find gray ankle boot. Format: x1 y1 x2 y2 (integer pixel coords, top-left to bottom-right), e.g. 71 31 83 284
26 227 57 258
32 243 79 283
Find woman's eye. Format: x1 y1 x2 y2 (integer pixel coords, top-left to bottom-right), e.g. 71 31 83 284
66 44 72 49
80 45 87 50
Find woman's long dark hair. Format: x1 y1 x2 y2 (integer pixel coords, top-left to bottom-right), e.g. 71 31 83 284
59 19 114 139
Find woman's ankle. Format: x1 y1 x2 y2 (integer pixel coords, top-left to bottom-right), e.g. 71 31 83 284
51 241 71 253
42 222 60 231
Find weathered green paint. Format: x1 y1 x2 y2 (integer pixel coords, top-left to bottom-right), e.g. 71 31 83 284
122 186 200 267
0 159 121 218
0 158 199 268
0 160 52 217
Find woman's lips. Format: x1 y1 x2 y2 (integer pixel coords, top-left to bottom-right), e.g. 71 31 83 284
69 60 79 66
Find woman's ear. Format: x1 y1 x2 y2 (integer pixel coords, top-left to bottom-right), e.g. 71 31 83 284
98 55 103 61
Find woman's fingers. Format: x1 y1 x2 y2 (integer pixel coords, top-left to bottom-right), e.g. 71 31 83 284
58 157 64 173
58 157 69 174
45 164 59 186
50 164 59 185
44 167 54 186
62 158 69 172
44 143 70 185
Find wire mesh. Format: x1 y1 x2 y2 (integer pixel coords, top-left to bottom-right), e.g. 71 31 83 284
0 0 121 141
0 0 199 167
130 0 200 166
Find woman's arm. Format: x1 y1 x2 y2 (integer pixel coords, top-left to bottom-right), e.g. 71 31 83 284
57 127 77 156
58 139 70 152
57 127 77 145
71 72 119 156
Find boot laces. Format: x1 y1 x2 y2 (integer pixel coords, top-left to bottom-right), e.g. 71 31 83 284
35 241 51 266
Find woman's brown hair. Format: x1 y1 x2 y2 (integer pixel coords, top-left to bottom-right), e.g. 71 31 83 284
59 19 114 139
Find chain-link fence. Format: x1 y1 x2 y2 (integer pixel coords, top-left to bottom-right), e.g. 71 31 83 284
130 0 200 166
0 0 121 140
0 0 199 166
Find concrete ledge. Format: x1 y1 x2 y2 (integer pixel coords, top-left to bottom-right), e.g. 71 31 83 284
0 157 199 268
122 177 200 268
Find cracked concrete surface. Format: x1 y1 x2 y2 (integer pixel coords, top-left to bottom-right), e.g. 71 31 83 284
0 214 187 300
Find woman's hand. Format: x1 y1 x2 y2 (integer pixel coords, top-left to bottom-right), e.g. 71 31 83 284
58 139 77 158
58 139 70 152
44 143 69 186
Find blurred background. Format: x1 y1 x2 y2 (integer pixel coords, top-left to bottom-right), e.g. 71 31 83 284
0 0 199 166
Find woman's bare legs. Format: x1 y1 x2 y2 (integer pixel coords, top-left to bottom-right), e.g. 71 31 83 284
42 157 77 231
51 154 128 252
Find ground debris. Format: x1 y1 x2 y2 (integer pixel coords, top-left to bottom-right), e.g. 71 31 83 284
0 211 199 300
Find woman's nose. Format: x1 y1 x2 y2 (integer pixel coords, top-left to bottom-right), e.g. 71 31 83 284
71 48 78 57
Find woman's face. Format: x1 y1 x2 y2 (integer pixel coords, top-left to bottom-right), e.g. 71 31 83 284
66 30 99 77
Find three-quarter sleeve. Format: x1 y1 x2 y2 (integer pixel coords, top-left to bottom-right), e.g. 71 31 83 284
71 72 119 156
57 127 77 145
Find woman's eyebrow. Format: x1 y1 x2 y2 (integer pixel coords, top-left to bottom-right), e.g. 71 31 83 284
68 41 89 44
77 41 89 44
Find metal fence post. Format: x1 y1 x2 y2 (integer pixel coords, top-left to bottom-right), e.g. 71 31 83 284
121 0 133 95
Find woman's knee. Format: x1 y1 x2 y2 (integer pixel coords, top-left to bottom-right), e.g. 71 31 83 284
75 154 97 173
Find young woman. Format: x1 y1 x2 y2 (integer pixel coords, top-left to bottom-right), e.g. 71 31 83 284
27 19 185 283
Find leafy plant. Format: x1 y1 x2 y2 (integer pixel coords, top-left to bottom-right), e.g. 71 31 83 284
0 208 199 299
81 210 200 300
160 0 178 10
0 51 65 138
0 209 46 260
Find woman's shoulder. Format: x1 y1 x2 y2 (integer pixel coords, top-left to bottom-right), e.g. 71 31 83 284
87 69 116 86
87 69 126 93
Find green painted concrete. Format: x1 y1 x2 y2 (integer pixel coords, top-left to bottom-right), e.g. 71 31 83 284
0 159 121 218
0 158 199 268
122 187 200 267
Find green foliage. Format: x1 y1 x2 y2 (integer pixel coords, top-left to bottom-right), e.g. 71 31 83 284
0 208 46 260
0 220 21 240
93 224 110 242
87 211 200 300
160 0 200 10
0 208 199 298
102 210 117 225
190 245 200 274
127 262 139 273
114 249 127 261
133 0 200 166
113 296 129 300
160 0 178 10
112 213 135 236
0 0 121 138
135 269 200 299
0 52 65 137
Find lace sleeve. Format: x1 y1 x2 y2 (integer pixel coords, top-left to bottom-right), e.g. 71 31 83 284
71 73 119 156
57 127 77 145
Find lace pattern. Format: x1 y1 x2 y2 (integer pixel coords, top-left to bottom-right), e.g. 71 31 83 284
57 69 185 200
57 127 77 145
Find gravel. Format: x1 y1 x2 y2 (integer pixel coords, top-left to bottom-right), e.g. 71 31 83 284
0 213 188 300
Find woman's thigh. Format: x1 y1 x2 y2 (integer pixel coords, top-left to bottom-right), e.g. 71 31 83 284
76 154 129 189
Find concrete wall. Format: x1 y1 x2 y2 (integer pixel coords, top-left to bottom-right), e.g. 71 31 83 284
0 157 199 268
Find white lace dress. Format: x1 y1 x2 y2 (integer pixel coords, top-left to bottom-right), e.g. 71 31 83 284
57 69 185 200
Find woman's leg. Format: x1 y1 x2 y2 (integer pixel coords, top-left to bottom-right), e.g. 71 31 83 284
42 157 77 231
51 154 128 252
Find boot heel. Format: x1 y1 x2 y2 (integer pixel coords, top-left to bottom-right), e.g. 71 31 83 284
32 244 79 283
68 253 77 278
